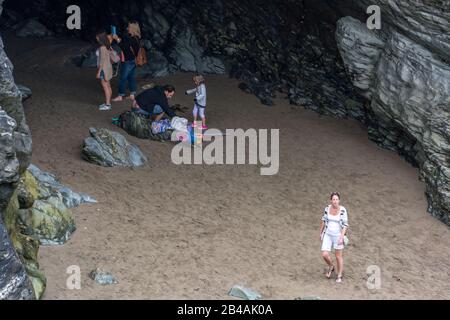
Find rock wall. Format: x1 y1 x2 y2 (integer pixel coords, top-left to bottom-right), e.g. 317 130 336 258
336 1 450 225
0 0 36 298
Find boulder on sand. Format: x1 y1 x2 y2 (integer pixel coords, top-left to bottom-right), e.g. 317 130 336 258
82 128 148 167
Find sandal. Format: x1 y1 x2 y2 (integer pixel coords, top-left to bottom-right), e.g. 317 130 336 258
325 265 335 279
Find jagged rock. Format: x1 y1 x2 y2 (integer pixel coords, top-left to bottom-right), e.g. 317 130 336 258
16 19 53 38
0 30 36 299
336 3 450 225
143 5 171 47
0 8 23 30
168 26 225 74
17 85 32 101
355 0 450 60
27 164 96 209
288 88 314 107
82 128 148 167
0 1 5 17
20 200 75 246
335 16 385 98
136 50 171 78
0 108 19 186
228 285 262 300
0 221 35 300
80 49 97 68
89 268 118 285
15 165 96 245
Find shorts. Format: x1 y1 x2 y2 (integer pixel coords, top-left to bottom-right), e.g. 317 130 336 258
321 233 344 251
193 104 205 118
100 70 105 80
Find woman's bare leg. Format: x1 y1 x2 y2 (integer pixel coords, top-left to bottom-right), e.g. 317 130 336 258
335 250 343 278
101 80 111 105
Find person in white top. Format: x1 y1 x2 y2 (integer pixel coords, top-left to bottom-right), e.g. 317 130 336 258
185 74 207 129
319 192 349 283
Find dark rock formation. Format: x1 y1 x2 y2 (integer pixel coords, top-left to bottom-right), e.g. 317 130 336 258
17 85 32 101
0 220 34 299
335 1 450 225
16 18 54 38
82 127 148 167
0 5 36 297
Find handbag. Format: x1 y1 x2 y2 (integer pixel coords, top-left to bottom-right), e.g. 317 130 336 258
130 38 147 67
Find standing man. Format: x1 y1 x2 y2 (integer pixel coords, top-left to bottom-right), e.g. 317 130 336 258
132 84 176 121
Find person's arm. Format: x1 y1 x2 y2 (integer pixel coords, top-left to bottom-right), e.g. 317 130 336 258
185 88 196 95
320 208 327 240
319 220 325 241
339 209 349 244
159 96 176 118
97 47 107 78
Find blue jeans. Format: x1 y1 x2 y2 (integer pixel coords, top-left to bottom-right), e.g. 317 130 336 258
118 60 137 96
132 105 163 117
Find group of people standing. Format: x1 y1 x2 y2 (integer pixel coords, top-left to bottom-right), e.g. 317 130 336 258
94 20 208 128
95 21 141 111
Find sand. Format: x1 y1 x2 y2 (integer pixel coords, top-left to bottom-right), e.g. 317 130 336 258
3 33 450 300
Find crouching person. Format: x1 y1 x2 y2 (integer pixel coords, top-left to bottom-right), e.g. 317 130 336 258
132 84 176 120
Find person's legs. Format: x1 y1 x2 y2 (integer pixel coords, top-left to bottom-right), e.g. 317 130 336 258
99 71 111 107
152 104 165 121
321 234 334 278
199 107 206 128
104 80 112 105
132 108 150 117
128 61 137 99
192 105 199 126
113 61 131 101
335 249 344 281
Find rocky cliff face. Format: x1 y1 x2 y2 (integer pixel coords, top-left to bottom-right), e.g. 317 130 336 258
335 1 450 225
0 0 36 299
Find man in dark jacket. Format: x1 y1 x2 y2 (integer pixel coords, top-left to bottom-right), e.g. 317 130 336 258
132 85 176 120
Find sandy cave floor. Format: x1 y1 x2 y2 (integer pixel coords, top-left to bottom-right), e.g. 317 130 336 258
3 33 450 299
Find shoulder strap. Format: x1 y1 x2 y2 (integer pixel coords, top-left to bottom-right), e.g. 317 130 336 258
130 45 136 58
130 37 141 56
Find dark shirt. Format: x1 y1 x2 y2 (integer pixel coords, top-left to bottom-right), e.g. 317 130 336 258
135 86 176 117
117 34 140 62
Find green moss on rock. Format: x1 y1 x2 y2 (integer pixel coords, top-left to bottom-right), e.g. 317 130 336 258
27 200 76 245
17 171 40 209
